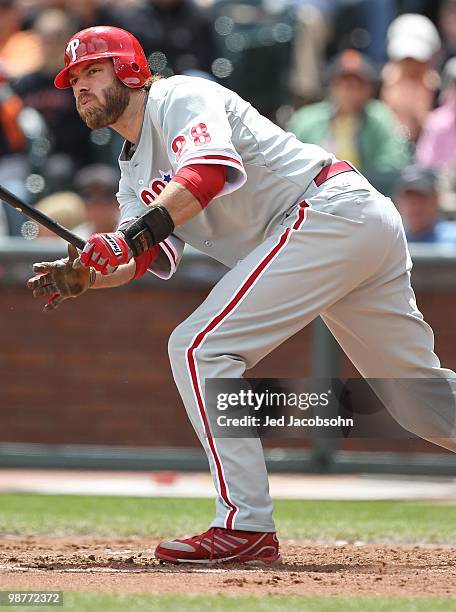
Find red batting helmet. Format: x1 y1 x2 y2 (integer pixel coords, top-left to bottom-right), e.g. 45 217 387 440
54 26 151 89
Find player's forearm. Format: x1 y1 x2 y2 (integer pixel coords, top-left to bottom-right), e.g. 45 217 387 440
91 260 136 289
154 181 202 226
80 183 201 277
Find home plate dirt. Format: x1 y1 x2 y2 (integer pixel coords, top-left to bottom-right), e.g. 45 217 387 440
0 536 455 596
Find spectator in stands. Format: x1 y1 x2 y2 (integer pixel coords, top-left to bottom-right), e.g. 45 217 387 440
0 59 30 236
35 192 87 240
328 0 395 66
416 57 456 170
395 165 456 244
289 1 337 104
104 0 217 76
0 59 26 165
74 164 120 237
0 0 41 78
13 9 92 172
290 0 396 104
287 49 410 196
381 13 441 143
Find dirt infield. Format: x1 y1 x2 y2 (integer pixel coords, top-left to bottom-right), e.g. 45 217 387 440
0 536 455 597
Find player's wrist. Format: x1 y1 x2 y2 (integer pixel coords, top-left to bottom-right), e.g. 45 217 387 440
121 206 175 256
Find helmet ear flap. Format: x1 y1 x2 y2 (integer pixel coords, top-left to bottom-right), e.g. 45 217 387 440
113 56 144 88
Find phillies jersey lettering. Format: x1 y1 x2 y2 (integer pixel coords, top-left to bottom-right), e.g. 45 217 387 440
117 75 333 276
140 169 173 205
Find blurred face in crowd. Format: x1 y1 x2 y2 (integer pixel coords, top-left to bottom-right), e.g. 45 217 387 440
331 74 372 115
39 27 73 73
34 10 73 73
397 189 440 235
396 58 429 78
69 59 130 130
81 185 119 233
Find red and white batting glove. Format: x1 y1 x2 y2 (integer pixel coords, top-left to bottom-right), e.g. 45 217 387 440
80 232 132 275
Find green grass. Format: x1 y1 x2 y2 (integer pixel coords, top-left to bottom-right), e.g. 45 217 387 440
16 594 456 612
0 495 455 543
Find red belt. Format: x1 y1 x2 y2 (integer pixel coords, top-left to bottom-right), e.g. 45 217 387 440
314 160 356 187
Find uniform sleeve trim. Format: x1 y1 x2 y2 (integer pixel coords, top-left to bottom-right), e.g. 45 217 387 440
177 152 247 198
184 154 243 168
161 237 177 268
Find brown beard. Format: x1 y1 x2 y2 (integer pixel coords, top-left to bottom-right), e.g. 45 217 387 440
77 80 130 129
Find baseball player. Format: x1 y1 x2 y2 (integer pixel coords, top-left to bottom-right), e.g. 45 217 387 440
28 26 456 565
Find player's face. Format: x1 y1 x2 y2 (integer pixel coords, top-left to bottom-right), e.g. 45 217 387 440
69 59 130 130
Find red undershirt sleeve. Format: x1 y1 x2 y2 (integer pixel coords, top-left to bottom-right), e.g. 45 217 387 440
171 164 227 208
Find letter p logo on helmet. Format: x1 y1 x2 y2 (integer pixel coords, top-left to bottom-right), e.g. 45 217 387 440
55 26 151 89
66 39 80 63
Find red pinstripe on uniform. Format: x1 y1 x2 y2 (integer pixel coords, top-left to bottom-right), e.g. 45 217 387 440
162 238 177 266
185 201 309 529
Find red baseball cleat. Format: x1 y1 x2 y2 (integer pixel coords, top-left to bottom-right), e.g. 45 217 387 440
155 527 281 565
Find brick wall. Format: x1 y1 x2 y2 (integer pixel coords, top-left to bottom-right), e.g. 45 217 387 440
1 283 455 450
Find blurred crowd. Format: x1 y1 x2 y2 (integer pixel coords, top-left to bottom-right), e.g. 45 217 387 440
1 0 456 246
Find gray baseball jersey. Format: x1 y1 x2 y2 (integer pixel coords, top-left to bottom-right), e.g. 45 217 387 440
117 75 456 532
117 74 333 276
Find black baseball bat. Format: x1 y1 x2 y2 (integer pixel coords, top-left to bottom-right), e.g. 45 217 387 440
0 184 86 250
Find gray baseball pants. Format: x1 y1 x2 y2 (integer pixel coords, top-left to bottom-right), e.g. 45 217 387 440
168 171 456 532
